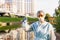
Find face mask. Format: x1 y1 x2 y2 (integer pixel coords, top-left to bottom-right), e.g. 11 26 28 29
38 17 44 22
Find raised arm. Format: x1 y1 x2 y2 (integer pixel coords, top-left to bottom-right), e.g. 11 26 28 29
22 17 33 32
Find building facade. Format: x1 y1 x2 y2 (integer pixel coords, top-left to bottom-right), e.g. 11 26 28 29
24 0 34 16
4 0 34 17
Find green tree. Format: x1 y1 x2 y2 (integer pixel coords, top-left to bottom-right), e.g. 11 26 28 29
55 16 60 33
54 6 60 33
55 8 60 16
45 13 51 22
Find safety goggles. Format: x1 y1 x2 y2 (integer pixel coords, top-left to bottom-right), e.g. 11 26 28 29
38 14 44 17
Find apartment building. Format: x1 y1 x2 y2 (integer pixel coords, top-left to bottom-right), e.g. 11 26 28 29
4 0 34 17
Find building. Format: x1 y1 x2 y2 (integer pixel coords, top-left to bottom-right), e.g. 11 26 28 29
5 0 17 14
4 0 34 17
24 0 34 16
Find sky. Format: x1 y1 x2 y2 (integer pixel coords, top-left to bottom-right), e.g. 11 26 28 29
34 0 59 16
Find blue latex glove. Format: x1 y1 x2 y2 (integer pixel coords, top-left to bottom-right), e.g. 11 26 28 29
22 17 28 28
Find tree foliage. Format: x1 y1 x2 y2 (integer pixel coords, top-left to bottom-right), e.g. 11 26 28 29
45 13 51 22
54 6 60 33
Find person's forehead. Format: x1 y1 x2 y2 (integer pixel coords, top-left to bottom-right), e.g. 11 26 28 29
37 10 45 16
38 12 45 16
39 12 44 15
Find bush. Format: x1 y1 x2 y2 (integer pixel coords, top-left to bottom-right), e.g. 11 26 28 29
0 17 23 22
0 17 38 30
0 24 21 30
27 17 38 24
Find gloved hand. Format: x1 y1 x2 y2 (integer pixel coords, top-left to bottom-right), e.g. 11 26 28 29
22 17 28 28
22 17 30 31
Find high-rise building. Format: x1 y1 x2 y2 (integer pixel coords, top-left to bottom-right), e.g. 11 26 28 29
5 0 12 12
24 0 34 16
0 0 5 12
3 0 34 17
16 0 34 16
16 0 25 16
5 0 17 14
